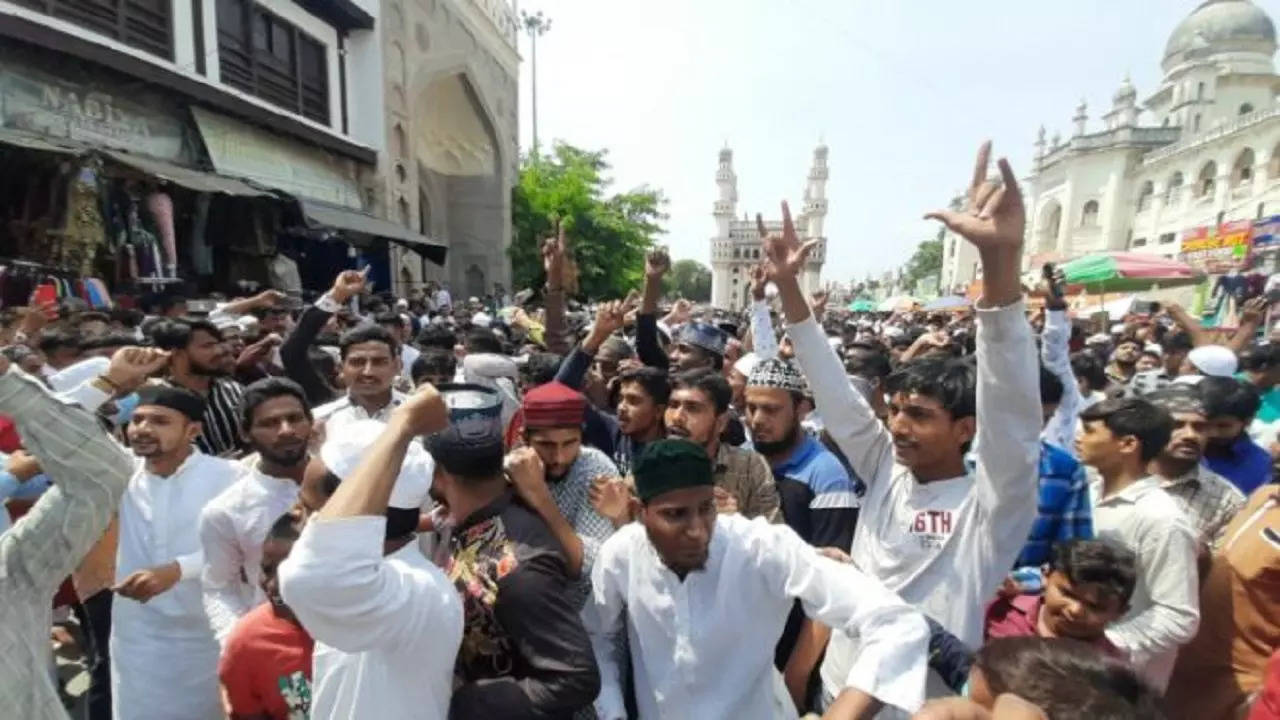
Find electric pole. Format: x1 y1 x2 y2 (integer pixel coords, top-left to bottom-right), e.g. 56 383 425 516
521 9 551 158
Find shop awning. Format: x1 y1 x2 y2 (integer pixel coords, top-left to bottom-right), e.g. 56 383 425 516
300 200 448 265
101 150 270 197
0 128 82 155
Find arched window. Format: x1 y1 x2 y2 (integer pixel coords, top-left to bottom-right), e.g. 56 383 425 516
1136 181 1154 211
1165 172 1184 204
1233 148 1256 186
733 248 740 259
1269 143 1280 179
1193 114 1202 132
1038 202 1062 252
1217 211 1226 227
1240 103 1254 116
1258 202 1266 219
1197 82 1205 100
1197 161 1217 197
1081 200 1099 227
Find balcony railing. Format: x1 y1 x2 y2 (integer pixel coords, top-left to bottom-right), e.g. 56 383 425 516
1143 106 1280 166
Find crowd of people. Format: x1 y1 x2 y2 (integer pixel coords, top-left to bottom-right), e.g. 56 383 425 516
1 141 1278 720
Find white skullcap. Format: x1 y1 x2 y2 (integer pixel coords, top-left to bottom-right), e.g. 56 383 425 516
319 419 435 509
733 352 760 378
1086 333 1110 346
48 356 110 393
1143 343 1163 357
472 312 493 328
1186 345 1238 377
882 326 905 340
1110 323 1126 334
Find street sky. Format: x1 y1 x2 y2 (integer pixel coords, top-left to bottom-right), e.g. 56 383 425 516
513 1 1273 284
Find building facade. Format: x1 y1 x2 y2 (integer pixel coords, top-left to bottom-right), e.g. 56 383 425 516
1024 0 1280 272
710 145 828 311
379 0 518 300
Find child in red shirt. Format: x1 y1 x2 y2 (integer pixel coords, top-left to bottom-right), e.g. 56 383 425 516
985 539 1134 657
219 513 313 720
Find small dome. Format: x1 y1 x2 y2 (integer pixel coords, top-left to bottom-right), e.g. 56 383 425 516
1163 0 1276 68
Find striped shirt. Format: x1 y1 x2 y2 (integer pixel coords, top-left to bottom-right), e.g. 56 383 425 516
167 378 245 458
1014 442 1094 568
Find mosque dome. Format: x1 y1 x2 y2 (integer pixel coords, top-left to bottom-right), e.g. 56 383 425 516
1113 76 1137 103
1163 0 1277 69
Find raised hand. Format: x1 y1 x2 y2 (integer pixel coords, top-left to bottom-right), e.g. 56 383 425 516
254 289 288 307
924 141 1025 253
103 347 171 394
391 383 449 437
1240 295 1269 325
713 485 739 515
330 268 367 304
750 263 769 302
19 301 56 336
505 446 553 510
589 475 633 528
645 247 671 280
593 299 631 338
542 223 567 290
759 202 820 282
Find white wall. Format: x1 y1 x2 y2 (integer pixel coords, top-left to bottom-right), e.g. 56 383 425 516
346 27 386 150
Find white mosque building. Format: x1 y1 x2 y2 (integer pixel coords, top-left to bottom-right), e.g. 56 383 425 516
943 0 1280 291
709 146 828 311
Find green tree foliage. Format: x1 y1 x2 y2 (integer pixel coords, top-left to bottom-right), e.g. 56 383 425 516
510 143 666 299
663 259 712 302
900 237 943 291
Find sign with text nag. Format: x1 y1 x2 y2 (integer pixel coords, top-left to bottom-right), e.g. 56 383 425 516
1178 220 1252 273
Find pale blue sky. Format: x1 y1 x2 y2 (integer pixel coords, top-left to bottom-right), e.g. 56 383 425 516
514 1 1277 284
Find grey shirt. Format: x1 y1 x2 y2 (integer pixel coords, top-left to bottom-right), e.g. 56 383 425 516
0 369 133 720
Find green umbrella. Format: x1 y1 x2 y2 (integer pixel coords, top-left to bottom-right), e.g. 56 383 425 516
1058 252 1204 293
848 298 876 312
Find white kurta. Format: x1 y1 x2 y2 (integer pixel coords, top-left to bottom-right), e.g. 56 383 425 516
278 515 463 720
585 514 929 720
110 451 239 720
198 458 301 644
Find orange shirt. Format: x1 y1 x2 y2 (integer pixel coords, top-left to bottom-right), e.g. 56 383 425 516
1166 486 1280 719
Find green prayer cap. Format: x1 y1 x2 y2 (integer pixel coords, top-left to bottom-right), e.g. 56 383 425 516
633 439 714 502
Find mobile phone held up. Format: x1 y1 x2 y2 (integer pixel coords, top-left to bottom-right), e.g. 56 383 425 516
32 284 58 318
1041 263 1065 300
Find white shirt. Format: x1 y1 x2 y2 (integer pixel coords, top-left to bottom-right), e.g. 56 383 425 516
1091 475 1200 692
584 514 928 720
279 515 463 720
400 343 421 383
115 452 240 635
112 451 239 719
198 457 301 644
434 289 452 311
1040 309 1083 456
313 390 407 435
788 302 1041 697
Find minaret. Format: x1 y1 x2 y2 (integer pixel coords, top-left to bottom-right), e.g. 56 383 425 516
801 143 828 294
710 147 737 309
1073 99 1088 137
714 147 737 238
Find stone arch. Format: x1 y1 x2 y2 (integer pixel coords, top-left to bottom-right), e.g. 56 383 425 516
1232 147 1256 186
465 263 485 298
390 41 407 87
1269 141 1280 179
1196 160 1217 198
1080 200 1099 227
393 123 407 159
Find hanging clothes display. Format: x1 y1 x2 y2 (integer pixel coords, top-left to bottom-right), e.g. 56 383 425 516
189 193 213 277
61 165 107 278
147 191 177 277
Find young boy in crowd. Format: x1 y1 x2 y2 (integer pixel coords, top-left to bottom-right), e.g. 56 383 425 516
218 512 314 720
925 539 1136 692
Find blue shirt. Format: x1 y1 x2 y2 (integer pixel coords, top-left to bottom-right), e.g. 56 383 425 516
975 441 1091 569
1204 434 1273 496
771 434 860 549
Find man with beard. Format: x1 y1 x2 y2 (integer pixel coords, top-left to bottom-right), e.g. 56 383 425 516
1144 387 1245 550
743 356 859 707
151 318 245 457
511 381 619 581
111 385 240 719
666 368 780 521
1104 337 1141 388
199 378 314 644
218 512 314 720
584 439 929 720
1200 375 1272 494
